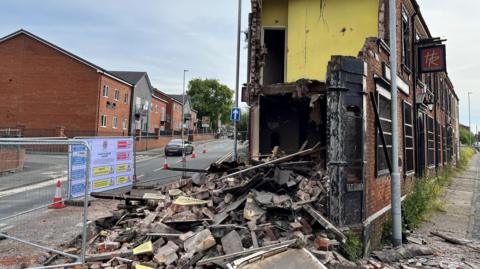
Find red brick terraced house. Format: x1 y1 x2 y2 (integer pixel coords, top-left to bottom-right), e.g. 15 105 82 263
0 29 133 137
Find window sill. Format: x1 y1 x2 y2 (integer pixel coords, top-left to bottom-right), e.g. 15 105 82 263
376 169 390 178
405 171 415 177
401 64 412 76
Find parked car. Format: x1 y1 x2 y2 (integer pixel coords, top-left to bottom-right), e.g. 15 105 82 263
164 139 194 156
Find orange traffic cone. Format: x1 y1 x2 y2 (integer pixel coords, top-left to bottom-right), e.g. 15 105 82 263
202 144 207 154
49 180 65 209
191 149 196 159
163 156 169 169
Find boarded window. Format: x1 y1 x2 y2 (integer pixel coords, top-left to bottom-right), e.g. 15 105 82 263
436 122 442 166
403 102 414 173
427 116 435 166
376 88 392 176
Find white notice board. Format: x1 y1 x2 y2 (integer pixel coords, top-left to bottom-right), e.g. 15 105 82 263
68 137 134 198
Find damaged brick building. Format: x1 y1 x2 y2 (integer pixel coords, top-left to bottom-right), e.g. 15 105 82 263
245 0 460 250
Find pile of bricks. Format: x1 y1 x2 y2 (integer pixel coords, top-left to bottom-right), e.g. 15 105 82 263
59 146 358 268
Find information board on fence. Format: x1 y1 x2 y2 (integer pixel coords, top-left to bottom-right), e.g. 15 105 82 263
68 137 134 198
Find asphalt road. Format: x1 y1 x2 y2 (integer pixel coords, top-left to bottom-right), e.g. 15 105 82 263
134 139 233 187
0 139 233 231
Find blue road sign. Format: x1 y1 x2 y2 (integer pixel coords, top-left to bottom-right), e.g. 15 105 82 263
230 107 241 122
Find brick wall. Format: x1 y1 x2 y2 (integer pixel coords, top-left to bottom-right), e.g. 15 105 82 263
0 33 100 133
0 147 25 173
150 96 168 132
97 75 132 136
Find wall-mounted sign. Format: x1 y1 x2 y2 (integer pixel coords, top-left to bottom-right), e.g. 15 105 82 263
418 45 446 73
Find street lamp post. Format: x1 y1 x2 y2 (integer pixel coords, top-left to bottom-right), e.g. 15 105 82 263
233 0 242 162
468 92 472 146
388 0 402 247
181 69 189 178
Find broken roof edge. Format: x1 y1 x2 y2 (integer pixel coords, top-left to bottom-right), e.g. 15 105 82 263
259 79 327 97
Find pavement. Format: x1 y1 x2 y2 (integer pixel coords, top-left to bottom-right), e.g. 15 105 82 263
407 153 480 267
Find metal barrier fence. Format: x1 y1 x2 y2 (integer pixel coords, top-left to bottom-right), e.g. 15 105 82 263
0 139 89 269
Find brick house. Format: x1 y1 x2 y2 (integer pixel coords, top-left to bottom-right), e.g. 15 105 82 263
110 71 154 136
246 0 459 250
0 29 133 137
151 89 169 132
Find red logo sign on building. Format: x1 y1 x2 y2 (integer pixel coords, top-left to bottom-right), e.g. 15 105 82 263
418 45 446 73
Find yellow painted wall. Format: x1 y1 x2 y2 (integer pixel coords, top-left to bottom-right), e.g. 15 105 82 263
262 0 379 82
262 0 288 27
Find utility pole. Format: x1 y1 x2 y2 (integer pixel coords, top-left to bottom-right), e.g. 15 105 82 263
232 0 242 162
389 0 402 247
181 69 189 178
468 92 472 146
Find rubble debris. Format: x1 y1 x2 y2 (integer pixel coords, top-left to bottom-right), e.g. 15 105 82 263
70 145 357 268
133 241 153 255
303 205 347 243
184 229 216 254
221 230 243 254
373 245 434 262
234 248 328 269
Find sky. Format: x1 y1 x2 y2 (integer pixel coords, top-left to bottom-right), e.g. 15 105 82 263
0 0 478 129
418 0 480 131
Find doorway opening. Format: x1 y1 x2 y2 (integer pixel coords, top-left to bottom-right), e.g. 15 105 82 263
262 29 286 85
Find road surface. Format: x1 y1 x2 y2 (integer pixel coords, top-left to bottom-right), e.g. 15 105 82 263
0 139 233 231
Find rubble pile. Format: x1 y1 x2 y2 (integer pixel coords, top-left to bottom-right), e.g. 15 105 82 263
79 146 355 269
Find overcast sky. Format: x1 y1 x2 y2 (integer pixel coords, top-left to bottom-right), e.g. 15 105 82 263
0 0 477 129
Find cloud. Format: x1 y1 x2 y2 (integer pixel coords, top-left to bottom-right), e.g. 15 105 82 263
0 0 250 99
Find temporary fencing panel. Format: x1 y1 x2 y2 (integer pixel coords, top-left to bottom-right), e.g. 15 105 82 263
0 139 90 268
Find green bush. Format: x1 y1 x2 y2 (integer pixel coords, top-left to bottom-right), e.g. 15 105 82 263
459 127 474 145
458 146 475 170
341 230 363 261
382 146 476 244
403 176 440 229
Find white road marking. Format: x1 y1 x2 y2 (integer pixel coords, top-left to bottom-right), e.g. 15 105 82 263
0 177 68 198
153 167 163 172
137 174 145 179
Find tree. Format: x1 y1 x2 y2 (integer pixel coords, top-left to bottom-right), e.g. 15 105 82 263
187 79 234 131
237 109 249 141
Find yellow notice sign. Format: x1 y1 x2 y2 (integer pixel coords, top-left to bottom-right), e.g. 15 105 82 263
136 265 155 269
143 193 166 200
173 196 209 206
116 163 129 173
93 166 113 176
93 179 113 190
133 241 153 255
116 176 130 185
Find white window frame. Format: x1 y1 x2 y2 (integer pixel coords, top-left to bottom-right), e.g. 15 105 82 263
112 116 118 129
114 89 120 101
124 93 129 104
100 115 107 127
376 84 392 176
102 85 109 98
122 118 128 130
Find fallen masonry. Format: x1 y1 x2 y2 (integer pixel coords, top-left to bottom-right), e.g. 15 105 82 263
39 145 422 268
